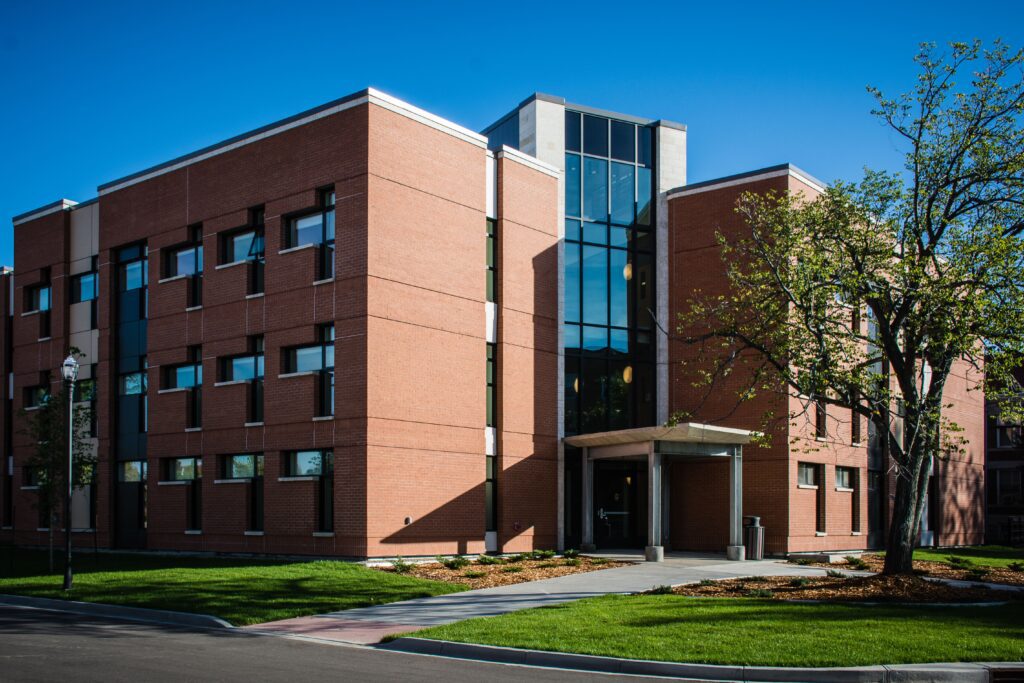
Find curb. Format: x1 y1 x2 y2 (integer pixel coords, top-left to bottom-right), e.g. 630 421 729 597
382 638 1024 682
0 594 233 630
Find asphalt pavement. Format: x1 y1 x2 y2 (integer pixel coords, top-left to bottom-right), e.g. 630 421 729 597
0 603 663 683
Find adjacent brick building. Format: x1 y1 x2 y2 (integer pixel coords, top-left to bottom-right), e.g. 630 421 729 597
0 89 985 560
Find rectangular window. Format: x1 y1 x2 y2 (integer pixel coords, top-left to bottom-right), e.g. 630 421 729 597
836 466 854 490
286 327 334 373
26 285 51 312
486 219 496 303
815 401 827 438
166 457 200 481
167 244 203 277
119 371 147 395
582 157 608 222
70 272 98 303
118 461 147 483
120 260 147 291
226 454 263 480
225 229 265 264
486 343 496 428
23 466 43 487
74 377 96 402
485 454 497 532
798 462 818 487
166 362 202 389
286 450 332 477
24 385 48 408
582 114 608 157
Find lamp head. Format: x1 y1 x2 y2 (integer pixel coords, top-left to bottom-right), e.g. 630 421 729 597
61 354 79 383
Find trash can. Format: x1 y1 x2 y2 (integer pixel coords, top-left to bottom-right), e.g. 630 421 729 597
744 515 765 560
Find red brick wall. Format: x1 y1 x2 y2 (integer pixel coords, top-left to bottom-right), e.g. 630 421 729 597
495 155 559 553
362 104 489 557
667 170 985 555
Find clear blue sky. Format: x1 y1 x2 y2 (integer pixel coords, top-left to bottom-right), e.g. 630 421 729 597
2 0 1021 266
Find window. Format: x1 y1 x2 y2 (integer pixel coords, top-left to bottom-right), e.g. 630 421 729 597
286 327 334 373
486 219 496 303
225 229 265 265
226 454 263 480
988 467 1024 509
286 189 335 279
286 450 332 477
167 457 200 481
485 454 497 532
836 466 854 490
23 466 43 487
118 461 147 483
486 343 496 428
120 259 147 291
225 354 264 381
26 285 50 312
70 272 98 303
166 362 202 389
24 385 48 408
119 371 147 395
168 244 203 277
798 462 818 487
74 377 96 402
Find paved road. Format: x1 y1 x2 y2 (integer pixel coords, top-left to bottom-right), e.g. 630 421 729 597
0 604 660 682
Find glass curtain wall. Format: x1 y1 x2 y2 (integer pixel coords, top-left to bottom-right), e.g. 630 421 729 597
563 111 656 435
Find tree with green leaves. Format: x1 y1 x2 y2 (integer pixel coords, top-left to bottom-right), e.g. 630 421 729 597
677 40 1024 574
20 368 96 572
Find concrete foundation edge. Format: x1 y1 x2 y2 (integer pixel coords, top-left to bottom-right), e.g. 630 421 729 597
382 638 1021 682
0 593 233 629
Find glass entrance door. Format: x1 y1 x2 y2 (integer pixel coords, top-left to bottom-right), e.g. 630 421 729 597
593 460 644 548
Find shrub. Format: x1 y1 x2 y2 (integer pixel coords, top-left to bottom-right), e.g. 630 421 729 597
590 557 609 565
505 553 526 563
476 554 503 565
649 585 674 595
826 569 849 579
965 568 988 582
1008 562 1024 572
744 575 769 583
530 549 556 560
563 558 581 567
844 556 869 570
946 555 973 567
391 557 414 574
746 588 774 598
562 548 581 559
436 555 471 570
790 558 814 566
463 570 486 578
789 577 811 588
502 566 524 573
699 579 717 587
537 562 557 569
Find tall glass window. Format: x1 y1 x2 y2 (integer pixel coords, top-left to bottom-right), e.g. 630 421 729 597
563 110 656 435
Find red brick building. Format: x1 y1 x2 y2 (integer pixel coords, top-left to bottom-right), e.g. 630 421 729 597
0 90 984 560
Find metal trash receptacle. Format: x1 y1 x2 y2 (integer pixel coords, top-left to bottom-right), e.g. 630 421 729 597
744 515 765 560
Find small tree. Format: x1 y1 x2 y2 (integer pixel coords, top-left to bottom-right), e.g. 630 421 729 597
21 370 96 572
677 41 1024 574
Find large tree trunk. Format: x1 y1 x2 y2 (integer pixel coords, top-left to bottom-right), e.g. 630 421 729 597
883 441 932 574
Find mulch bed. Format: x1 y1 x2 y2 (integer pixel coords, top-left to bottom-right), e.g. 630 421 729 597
375 556 628 589
669 573 1022 602
796 554 1024 587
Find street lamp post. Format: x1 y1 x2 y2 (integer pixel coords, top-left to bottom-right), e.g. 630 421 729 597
61 354 79 591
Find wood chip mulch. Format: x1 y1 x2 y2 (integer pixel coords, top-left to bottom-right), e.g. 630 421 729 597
797 553 1024 587
374 556 628 589
669 573 1023 602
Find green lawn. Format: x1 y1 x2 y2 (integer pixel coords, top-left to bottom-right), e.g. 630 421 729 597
910 545 1024 569
410 595 1024 667
0 547 463 626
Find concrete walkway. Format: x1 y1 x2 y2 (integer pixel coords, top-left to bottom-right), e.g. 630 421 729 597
244 553 839 644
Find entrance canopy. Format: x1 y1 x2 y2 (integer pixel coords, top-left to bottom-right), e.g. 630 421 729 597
565 423 755 562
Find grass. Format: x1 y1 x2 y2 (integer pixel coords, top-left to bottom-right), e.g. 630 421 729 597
410 594 1024 667
0 547 464 626
910 545 1024 569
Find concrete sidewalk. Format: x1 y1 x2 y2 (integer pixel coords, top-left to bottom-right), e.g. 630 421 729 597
244 555 836 644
